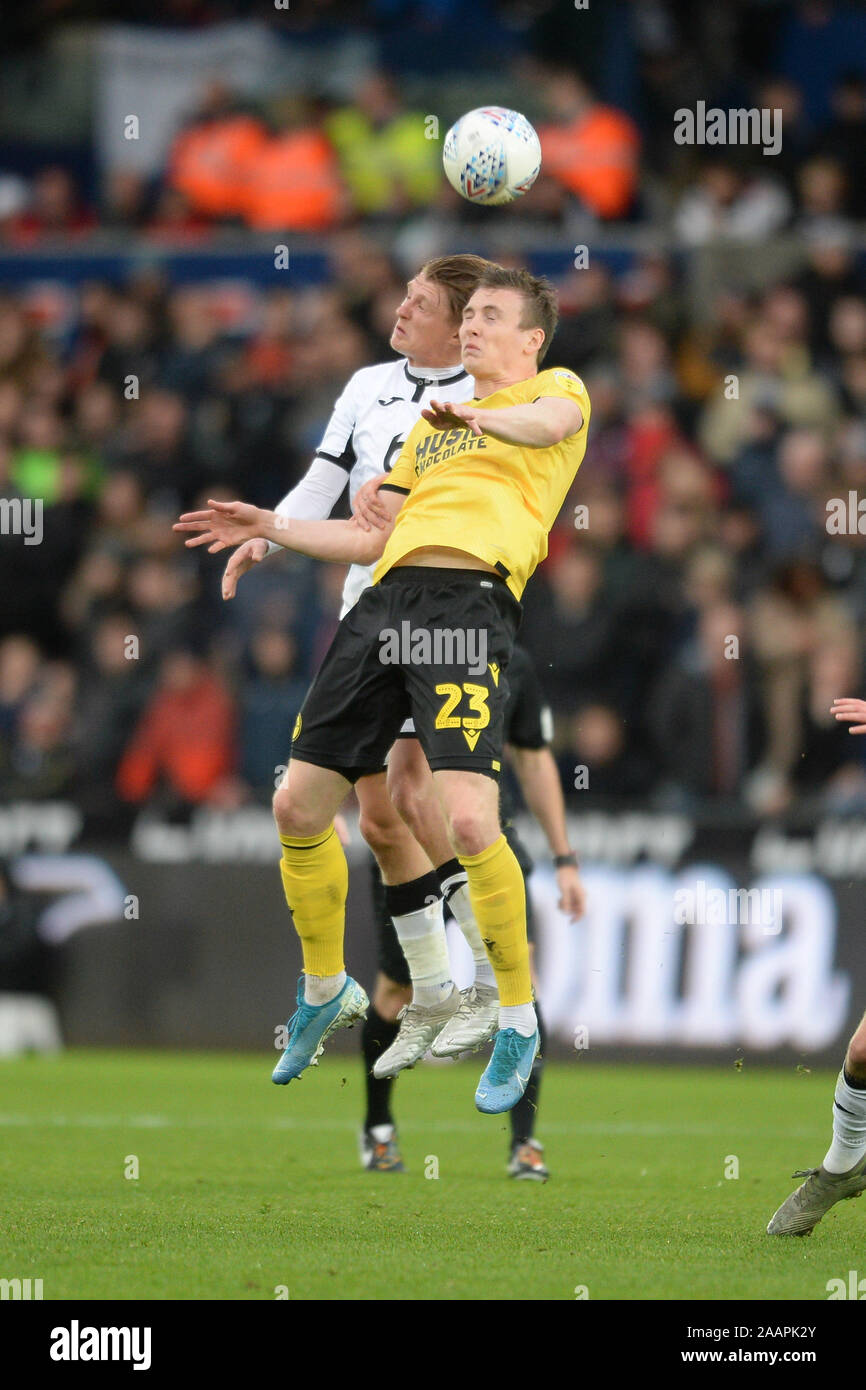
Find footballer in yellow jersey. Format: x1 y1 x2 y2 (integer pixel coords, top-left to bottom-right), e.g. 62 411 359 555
375 365 590 601
176 266 589 1116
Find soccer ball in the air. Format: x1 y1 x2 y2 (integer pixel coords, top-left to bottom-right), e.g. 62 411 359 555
442 106 542 206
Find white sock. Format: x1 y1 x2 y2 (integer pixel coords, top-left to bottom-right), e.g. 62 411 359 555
499 1003 537 1038
439 871 497 988
304 970 346 1006
823 1070 866 1172
391 896 453 1008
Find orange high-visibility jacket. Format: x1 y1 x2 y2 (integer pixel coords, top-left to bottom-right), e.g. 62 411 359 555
169 114 268 218
541 107 640 219
242 130 343 231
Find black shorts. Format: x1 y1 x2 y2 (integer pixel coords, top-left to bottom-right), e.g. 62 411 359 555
291 567 521 783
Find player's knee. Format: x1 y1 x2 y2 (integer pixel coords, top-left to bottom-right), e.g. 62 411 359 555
272 783 325 839
359 802 405 858
848 1031 866 1072
446 805 495 857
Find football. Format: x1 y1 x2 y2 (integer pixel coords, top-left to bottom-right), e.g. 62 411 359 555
442 106 542 205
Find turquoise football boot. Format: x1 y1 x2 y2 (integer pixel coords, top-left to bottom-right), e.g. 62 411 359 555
474 1027 540 1114
272 976 369 1084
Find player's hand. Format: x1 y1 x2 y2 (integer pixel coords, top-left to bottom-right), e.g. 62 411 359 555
420 400 484 435
221 537 269 600
352 473 390 531
832 697 866 734
174 500 263 553
556 864 586 922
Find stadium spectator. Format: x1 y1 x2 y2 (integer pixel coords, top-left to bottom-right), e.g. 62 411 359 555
116 647 236 809
520 545 622 713
538 66 641 220
168 82 268 223
74 612 151 822
4 168 96 245
241 99 345 232
673 156 792 246
648 601 764 806
748 560 858 793
558 702 655 805
814 71 866 218
239 628 307 798
324 71 440 218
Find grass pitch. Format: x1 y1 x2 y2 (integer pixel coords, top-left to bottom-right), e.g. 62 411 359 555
0 1050 857 1301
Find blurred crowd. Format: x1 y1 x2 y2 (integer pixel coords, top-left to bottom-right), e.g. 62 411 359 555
2 0 866 240
2 209 866 824
1 0 866 829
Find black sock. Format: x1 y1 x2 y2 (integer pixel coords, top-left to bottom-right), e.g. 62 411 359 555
843 1065 866 1091
510 1002 546 1147
362 1007 400 1130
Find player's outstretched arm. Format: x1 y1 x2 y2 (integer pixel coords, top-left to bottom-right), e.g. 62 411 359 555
174 493 404 572
832 697 866 734
421 396 583 448
509 743 586 920
222 456 359 598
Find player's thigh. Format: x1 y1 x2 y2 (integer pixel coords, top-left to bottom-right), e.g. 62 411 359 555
291 589 410 778
401 573 519 781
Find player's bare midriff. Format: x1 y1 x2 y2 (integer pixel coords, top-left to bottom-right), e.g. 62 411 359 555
392 546 498 574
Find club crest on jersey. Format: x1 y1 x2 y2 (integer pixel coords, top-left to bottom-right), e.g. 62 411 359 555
553 370 584 392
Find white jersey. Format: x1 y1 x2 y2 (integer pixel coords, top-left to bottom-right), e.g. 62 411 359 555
269 356 474 617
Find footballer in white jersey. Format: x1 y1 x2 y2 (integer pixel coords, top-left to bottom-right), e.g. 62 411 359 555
270 356 474 618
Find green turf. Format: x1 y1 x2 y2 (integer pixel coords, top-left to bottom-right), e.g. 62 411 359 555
0 1050 858 1300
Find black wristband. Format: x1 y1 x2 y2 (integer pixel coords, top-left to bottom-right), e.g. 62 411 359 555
554 853 578 869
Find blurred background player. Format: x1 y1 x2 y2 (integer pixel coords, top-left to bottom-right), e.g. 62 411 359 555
360 642 585 1177
767 692 866 1235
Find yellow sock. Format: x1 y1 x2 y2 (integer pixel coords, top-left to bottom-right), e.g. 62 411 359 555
458 834 531 1006
279 825 347 978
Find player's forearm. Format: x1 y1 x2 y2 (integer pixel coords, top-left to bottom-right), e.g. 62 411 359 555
260 511 384 565
474 402 580 448
265 458 350 556
513 748 572 856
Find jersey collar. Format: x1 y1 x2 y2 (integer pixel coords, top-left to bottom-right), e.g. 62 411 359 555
402 361 469 388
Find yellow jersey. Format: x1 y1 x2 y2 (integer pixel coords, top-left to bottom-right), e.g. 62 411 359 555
373 367 590 601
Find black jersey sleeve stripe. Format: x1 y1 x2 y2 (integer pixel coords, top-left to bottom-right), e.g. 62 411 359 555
316 436 356 472
380 483 411 495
